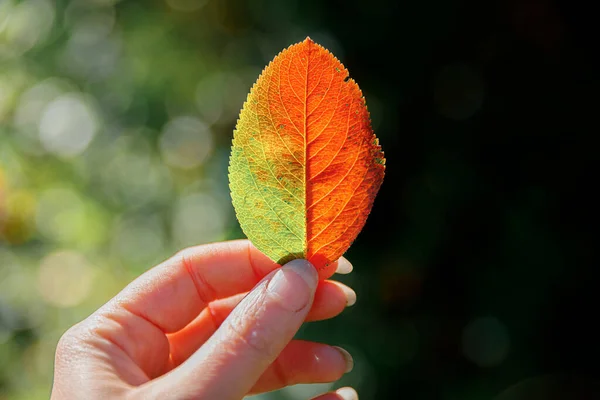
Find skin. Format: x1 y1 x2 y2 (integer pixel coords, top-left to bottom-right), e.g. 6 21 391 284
51 240 359 400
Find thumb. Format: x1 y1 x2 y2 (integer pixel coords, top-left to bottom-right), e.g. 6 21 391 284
153 259 318 400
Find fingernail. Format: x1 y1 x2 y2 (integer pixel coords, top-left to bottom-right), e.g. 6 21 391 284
336 258 353 274
267 259 317 311
283 259 318 288
333 346 354 373
339 284 356 307
336 387 358 400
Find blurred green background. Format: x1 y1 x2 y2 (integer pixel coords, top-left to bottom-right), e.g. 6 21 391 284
1 0 599 399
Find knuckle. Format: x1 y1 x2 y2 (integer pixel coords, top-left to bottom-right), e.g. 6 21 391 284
55 322 91 364
55 325 79 360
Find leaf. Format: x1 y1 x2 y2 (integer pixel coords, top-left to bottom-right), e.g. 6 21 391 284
229 37 385 279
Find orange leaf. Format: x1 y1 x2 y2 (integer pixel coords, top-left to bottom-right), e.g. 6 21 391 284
229 37 385 279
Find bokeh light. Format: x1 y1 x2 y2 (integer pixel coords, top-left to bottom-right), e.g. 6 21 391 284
1 188 36 244
35 187 87 244
60 11 121 81
195 72 247 124
172 192 229 248
110 213 166 266
462 316 510 368
36 250 95 308
97 133 174 207
12 79 74 155
38 94 99 158
159 116 213 169
0 250 46 332
0 0 55 58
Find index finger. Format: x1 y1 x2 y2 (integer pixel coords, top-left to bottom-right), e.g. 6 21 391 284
106 240 275 334
106 240 346 334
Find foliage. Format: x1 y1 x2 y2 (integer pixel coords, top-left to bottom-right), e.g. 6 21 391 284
229 38 384 279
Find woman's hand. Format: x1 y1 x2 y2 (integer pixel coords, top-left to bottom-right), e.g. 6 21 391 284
51 240 358 400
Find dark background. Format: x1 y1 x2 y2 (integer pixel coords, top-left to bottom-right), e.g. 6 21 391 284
1 0 598 399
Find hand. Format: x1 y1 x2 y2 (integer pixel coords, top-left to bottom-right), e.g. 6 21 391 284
51 240 358 400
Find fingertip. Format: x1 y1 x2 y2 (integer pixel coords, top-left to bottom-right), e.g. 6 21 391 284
332 281 356 307
335 258 353 275
332 346 354 373
249 341 354 394
311 386 359 400
282 259 318 289
266 261 316 313
306 281 348 321
336 387 359 400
